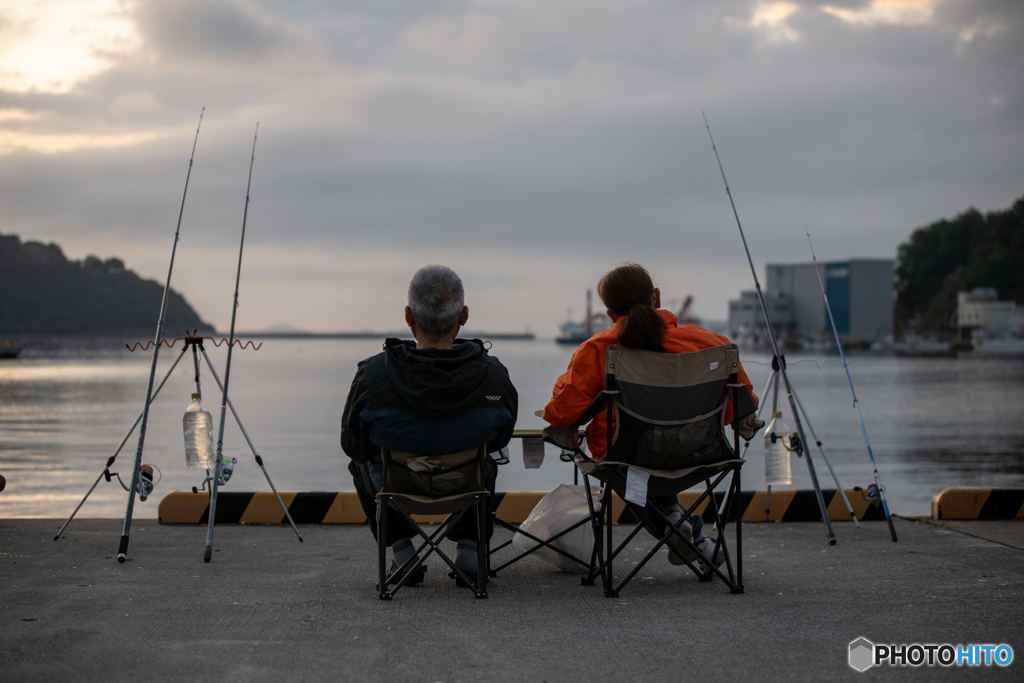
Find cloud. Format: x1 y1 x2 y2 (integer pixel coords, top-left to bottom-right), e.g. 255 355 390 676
134 0 313 66
0 128 163 155
744 2 803 43
0 0 140 94
822 0 935 28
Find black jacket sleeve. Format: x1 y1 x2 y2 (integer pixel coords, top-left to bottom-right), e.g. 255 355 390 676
340 361 376 463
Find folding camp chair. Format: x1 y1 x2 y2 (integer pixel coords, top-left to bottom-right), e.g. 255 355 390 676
561 343 758 597
376 445 490 600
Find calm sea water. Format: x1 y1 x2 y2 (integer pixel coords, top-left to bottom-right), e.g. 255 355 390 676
1 337 1022 519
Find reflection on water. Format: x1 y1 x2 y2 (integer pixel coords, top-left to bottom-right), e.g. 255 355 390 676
1 338 1022 518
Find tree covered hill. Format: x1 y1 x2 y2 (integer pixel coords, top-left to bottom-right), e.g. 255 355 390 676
895 194 1024 336
0 233 214 336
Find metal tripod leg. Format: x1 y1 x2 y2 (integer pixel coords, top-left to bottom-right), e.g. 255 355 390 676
54 345 189 541
779 363 836 545
788 380 860 526
200 347 303 545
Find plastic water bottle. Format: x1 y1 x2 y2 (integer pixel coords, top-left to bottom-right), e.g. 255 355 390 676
183 393 215 470
764 411 793 485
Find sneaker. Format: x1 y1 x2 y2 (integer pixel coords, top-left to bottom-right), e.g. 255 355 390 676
665 510 696 566
695 537 726 570
449 542 480 586
388 560 426 586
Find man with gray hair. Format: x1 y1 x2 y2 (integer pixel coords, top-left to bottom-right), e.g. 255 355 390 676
342 265 518 585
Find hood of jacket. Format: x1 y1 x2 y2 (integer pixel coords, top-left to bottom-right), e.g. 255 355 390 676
383 337 493 418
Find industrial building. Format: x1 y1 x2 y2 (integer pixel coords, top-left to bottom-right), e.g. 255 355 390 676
727 259 894 346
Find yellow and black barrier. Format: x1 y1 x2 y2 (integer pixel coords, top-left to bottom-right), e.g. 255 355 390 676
931 488 1024 520
158 488 887 525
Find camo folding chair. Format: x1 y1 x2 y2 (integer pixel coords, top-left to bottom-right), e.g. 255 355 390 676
549 343 757 597
376 445 490 600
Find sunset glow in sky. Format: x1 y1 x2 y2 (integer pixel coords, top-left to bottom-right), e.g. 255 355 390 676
0 0 1020 335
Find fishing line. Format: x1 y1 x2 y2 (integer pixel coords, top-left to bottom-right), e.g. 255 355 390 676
804 221 898 541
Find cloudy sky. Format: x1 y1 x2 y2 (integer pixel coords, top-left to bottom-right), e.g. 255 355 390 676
0 0 1020 335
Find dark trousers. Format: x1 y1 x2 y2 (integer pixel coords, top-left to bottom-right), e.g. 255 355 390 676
605 470 705 539
348 458 497 547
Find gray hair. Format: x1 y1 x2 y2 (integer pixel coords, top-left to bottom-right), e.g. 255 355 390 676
407 265 465 336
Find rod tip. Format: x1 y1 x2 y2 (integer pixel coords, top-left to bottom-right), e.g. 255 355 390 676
117 553 126 563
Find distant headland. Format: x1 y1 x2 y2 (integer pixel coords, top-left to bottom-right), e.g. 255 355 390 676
0 233 214 336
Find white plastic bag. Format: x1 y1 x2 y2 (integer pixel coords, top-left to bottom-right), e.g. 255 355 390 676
512 484 595 573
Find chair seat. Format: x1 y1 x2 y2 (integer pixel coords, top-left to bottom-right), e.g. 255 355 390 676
577 456 744 497
376 489 489 515
577 456 744 480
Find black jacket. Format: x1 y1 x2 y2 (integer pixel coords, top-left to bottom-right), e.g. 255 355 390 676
340 338 518 464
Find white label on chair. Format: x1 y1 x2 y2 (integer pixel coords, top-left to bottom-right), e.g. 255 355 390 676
522 437 545 469
710 361 719 371
624 467 650 506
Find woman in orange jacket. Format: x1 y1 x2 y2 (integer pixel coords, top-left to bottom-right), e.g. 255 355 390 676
542 263 761 568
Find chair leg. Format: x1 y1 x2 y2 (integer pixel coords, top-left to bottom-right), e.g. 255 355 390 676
733 464 744 594
581 473 601 587
487 511 497 577
377 498 391 600
605 483 618 598
476 494 488 599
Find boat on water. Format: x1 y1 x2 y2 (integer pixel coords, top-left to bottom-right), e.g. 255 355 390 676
890 335 954 357
555 290 610 345
970 335 1024 357
0 341 23 359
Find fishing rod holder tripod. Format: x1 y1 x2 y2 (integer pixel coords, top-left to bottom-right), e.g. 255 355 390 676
738 353 860 528
54 332 302 554
182 334 236 493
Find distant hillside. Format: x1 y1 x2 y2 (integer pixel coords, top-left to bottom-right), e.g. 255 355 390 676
895 194 1024 336
0 233 214 335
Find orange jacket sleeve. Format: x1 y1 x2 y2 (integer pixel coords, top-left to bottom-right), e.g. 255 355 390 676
542 338 606 428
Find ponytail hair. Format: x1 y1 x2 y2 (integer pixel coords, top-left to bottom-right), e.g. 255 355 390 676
597 263 666 353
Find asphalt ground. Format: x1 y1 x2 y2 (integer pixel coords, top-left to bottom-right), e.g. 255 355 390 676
1 518 1021 682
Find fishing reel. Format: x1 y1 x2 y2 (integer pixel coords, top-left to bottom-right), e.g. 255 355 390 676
788 432 803 457
854 483 883 508
768 430 803 457
106 464 161 501
192 457 238 493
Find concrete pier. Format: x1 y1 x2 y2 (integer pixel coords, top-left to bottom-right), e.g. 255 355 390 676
1 518 1021 681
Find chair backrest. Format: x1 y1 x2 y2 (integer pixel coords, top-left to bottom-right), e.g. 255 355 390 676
603 343 750 470
381 445 487 499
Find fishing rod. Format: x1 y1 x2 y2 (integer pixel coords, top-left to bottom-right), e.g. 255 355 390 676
117 107 204 563
203 123 302 562
204 123 257 562
702 111 837 545
804 221 898 541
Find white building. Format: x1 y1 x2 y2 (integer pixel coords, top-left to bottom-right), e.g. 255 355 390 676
957 288 1023 335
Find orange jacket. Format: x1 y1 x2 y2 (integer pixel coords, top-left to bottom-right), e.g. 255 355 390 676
542 310 757 458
